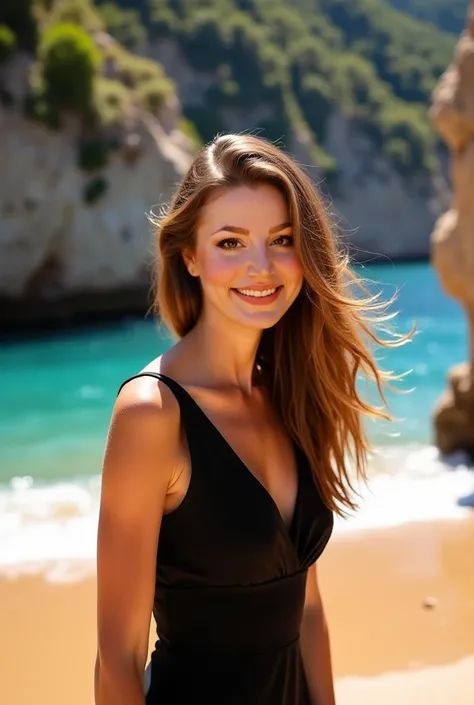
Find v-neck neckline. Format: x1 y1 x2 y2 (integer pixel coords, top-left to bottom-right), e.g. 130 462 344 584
158 373 301 538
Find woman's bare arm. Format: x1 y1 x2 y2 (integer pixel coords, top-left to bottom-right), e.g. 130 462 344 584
300 563 336 705
94 379 182 705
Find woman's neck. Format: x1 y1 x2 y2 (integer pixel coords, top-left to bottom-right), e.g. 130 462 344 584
178 315 263 396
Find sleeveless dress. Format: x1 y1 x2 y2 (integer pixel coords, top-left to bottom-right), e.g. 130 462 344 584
118 372 334 705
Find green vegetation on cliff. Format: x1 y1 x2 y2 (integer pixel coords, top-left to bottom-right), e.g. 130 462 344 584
0 24 17 65
100 0 456 179
39 22 101 112
0 0 461 182
0 0 175 203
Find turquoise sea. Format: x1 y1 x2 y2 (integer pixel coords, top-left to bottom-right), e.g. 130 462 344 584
1 261 473 573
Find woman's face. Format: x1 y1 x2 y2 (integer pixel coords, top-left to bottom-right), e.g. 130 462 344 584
185 183 304 331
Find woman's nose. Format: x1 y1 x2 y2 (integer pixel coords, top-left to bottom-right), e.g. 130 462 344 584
248 244 274 276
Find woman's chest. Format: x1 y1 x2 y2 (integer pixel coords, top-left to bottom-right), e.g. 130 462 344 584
174 390 300 530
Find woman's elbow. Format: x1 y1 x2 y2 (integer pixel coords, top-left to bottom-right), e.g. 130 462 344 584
96 643 142 677
95 644 144 705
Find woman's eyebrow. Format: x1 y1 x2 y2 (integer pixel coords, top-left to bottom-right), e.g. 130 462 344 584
211 222 291 235
269 222 292 233
212 225 250 235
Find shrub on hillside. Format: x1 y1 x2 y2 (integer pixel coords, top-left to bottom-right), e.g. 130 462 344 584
39 23 101 112
93 77 130 126
98 2 147 50
0 24 16 64
44 0 102 34
136 76 174 113
114 51 167 88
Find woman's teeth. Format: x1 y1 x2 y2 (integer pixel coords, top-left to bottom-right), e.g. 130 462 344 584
235 287 277 297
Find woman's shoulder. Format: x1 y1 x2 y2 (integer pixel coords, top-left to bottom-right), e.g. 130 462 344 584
100 361 183 536
104 360 184 490
114 357 181 430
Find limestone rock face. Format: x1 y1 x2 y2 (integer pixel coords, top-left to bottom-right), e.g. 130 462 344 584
323 113 440 260
431 2 474 455
0 56 194 305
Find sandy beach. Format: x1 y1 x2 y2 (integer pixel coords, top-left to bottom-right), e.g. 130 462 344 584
2 516 473 705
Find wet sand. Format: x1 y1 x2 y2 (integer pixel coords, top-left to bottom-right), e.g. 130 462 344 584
1 517 473 705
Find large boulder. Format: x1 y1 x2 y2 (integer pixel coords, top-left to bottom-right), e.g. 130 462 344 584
431 2 474 455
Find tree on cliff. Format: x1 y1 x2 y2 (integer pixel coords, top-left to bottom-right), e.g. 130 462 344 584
39 22 101 112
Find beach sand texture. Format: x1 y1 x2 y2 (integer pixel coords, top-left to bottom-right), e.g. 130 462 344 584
1 518 473 705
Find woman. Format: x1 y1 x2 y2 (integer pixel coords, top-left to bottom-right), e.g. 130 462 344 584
95 133 401 705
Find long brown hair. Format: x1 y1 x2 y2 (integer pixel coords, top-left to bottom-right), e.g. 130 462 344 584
153 133 408 515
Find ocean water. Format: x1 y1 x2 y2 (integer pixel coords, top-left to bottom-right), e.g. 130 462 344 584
1 261 473 577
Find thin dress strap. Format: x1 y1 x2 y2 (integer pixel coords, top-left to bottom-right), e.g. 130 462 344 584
117 371 191 404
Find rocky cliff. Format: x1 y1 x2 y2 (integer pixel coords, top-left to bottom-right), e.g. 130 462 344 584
431 1 474 455
317 111 444 260
0 37 193 329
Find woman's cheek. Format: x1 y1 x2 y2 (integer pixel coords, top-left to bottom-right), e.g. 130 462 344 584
279 251 304 280
201 252 241 285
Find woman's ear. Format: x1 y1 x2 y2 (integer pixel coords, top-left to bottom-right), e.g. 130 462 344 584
182 248 199 277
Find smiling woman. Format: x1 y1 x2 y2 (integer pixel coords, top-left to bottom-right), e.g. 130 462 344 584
94 133 409 705
181 183 304 330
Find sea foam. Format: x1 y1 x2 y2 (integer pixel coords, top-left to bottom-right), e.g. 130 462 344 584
0 446 472 582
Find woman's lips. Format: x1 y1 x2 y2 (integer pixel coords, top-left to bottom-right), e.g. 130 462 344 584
231 285 283 305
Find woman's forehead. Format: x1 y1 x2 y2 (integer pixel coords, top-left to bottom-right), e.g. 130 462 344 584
197 184 290 233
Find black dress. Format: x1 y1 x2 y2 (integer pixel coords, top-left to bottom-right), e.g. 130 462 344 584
118 372 334 705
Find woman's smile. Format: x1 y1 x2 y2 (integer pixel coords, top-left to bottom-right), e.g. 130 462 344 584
231 285 284 305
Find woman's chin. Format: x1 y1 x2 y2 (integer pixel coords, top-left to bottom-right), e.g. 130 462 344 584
230 308 286 331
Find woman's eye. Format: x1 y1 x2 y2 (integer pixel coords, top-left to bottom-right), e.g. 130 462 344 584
217 238 242 250
272 235 294 247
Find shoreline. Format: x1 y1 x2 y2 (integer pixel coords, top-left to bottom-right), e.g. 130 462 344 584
3 448 473 575
2 516 473 705
0 284 153 340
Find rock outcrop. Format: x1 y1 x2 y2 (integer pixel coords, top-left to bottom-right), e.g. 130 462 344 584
431 2 474 455
0 49 194 326
322 112 442 260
